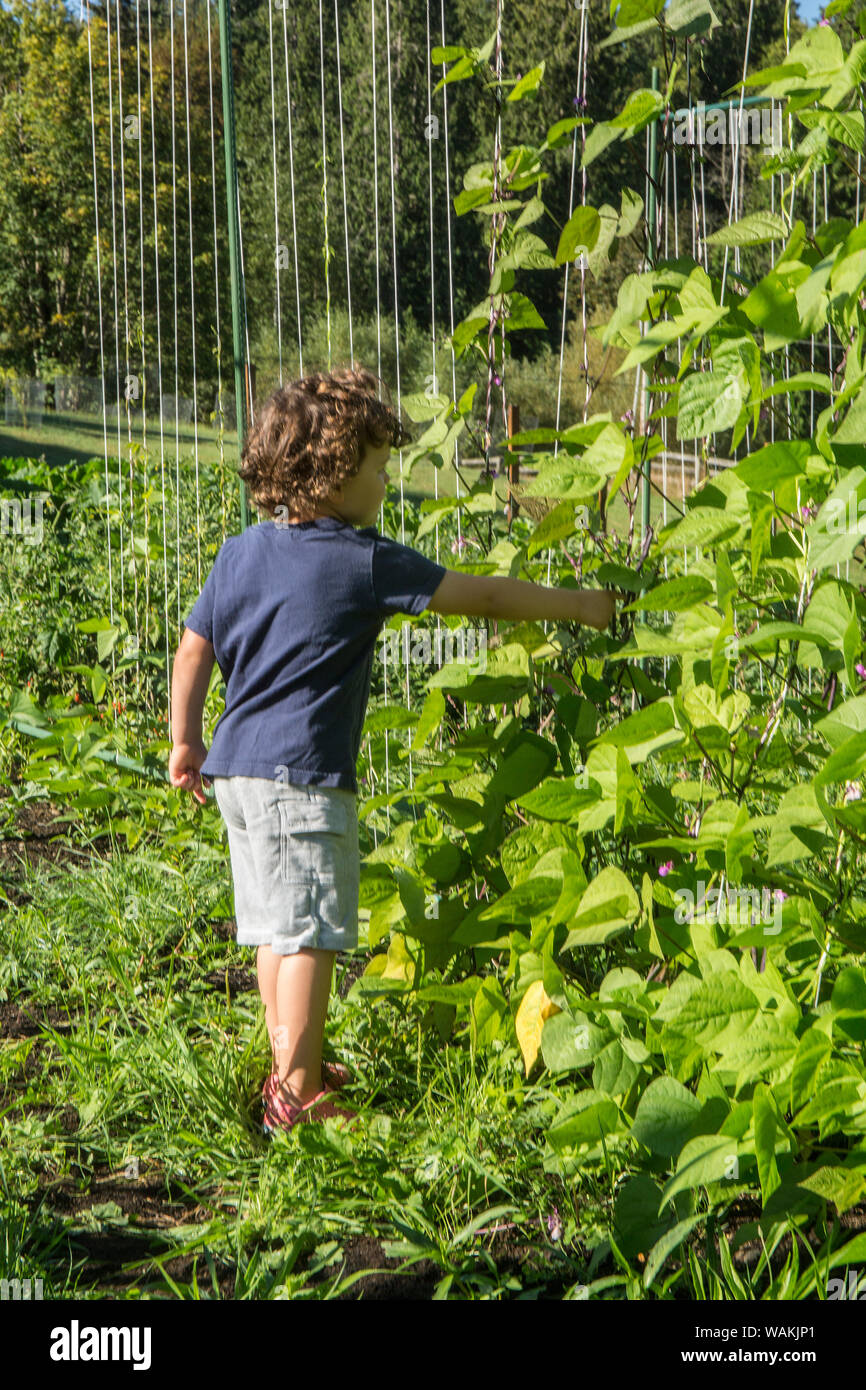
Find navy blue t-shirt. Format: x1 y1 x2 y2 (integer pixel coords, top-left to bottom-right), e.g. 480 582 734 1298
182 517 447 792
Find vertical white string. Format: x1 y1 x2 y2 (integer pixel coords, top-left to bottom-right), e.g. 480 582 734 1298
318 0 332 368
384 0 412 798
548 0 588 647
334 0 353 364
425 0 437 553
425 0 444 679
169 0 182 629
182 0 201 590
720 0 755 307
206 0 227 542
673 140 686 515
440 0 462 563
104 0 124 644
145 0 171 722
440 0 466 739
279 0 303 378
384 0 405 544
136 0 151 650
553 0 588 462
370 0 389 806
371 0 382 389
267 0 283 385
85 0 115 635
116 0 141 667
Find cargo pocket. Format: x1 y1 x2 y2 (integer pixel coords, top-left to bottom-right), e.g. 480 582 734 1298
277 880 319 947
277 799 349 885
315 850 360 941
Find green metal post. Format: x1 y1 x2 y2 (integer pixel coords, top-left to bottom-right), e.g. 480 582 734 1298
217 0 249 531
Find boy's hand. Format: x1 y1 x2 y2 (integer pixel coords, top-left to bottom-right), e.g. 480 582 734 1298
577 589 617 631
169 739 210 805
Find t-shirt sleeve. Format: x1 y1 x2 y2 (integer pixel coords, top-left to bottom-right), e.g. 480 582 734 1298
183 554 219 643
371 532 447 618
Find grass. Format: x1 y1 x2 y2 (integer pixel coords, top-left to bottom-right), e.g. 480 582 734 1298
0 411 235 475
1 837 607 1300
2 820 859 1301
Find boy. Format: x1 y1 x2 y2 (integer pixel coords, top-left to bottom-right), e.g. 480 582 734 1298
169 366 615 1135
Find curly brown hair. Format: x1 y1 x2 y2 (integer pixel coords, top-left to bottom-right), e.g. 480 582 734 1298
238 365 414 519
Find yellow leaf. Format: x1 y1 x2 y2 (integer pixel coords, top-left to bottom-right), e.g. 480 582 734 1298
361 933 417 987
515 979 562 1076
381 932 416 982
362 954 388 978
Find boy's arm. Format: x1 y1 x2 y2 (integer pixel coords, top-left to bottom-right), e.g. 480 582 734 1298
425 570 616 630
168 627 216 805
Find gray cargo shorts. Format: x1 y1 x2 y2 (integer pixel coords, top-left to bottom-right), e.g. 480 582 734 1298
212 775 360 955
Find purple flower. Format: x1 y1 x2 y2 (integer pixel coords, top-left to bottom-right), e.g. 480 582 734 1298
493 374 502 387
774 889 788 902
856 662 866 681
659 860 673 877
819 17 831 25
621 409 634 424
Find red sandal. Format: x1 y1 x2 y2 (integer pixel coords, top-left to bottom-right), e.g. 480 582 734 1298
262 1057 350 1107
321 1058 353 1090
262 1077 358 1136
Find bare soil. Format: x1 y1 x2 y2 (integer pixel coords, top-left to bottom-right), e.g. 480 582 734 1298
0 786 113 903
27 1162 237 1298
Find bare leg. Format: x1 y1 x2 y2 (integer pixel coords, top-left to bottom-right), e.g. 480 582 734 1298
272 947 336 1108
256 944 281 1072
